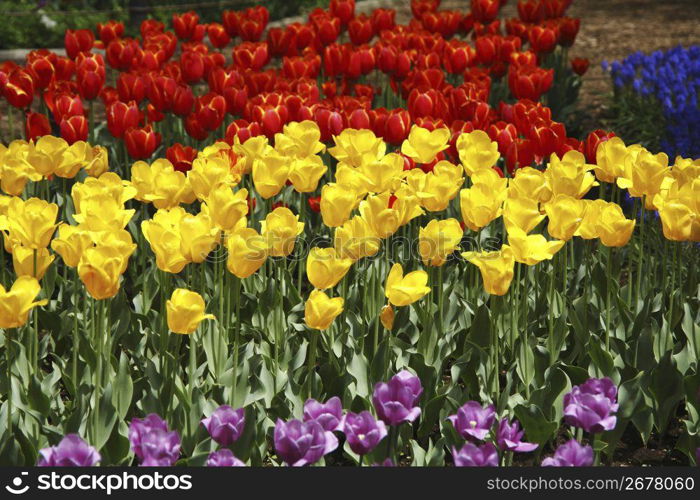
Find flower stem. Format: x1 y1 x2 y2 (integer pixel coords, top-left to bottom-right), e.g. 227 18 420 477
605 246 613 353
307 332 318 399
232 276 241 406
635 199 646 310
5 329 13 439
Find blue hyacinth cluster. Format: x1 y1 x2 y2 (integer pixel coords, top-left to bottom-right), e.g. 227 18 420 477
603 45 700 159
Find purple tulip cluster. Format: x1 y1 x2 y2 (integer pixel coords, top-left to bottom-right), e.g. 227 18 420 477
129 414 181 466
447 401 537 467
563 377 618 434
201 405 247 467
37 434 100 467
275 371 422 466
541 439 594 467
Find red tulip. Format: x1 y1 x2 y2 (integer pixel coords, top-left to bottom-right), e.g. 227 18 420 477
116 73 146 103
26 53 55 91
172 11 200 40
97 20 124 45
207 23 231 49
308 196 321 213
140 19 164 38
411 0 440 19
444 40 475 74
372 8 396 32
64 29 94 60
172 85 195 117
517 0 545 23
528 25 558 54
312 12 341 46
225 119 262 144
147 76 177 113
59 115 88 144
166 143 198 173
348 14 375 45
471 0 501 23
407 88 450 121
3 68 34 109
50 93 84 123
508 65 554 101
124 125 160 159
180 50 206 84
384 108 411 145
571 57 589 76
314 106 345 142
330 0 355 26
184 113 209 141
558 17 580 47
239 6 269 42
195 92 227 131
106 100 142 138
25 112 51 141
76 54 105 101
232 42 269 71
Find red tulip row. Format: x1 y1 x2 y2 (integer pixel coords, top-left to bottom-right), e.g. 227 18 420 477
1 0 603 176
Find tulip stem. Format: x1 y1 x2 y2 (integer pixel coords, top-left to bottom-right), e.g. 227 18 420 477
32 249 38 374
5 329 13 439
605 246 612 353
71 280 80 395
437 265 444 336
0 234 4 287
307 332 317 399
635 199 646 311
232 276 241 406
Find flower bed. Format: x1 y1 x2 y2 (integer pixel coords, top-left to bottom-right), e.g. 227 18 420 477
0 0 698 467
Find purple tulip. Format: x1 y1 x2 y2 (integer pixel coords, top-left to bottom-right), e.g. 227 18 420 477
373 458 395 467
201 405 245 446
274 418 338 466
129 413 169 460
372 370 423 426
541 439 594 467
303 397 344 432
563 377 618 433
343 411 388 456
448 401 496 441
37 434 101 467
139 429 181 466
452 442 499 467
206 449 246 467
496 418 538 453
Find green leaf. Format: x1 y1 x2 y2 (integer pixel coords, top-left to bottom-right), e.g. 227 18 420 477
514 403 558 445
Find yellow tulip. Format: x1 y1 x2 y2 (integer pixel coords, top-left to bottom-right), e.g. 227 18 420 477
202 186 249 232
575 199 607 240
72 194 134 232
503 196 545 234
657 201 695 242
406 161 463 212
0 276 47 328
328 129 385 168
233 135 272 174
334 164 367 201
595 202 636 247
418 218 463 267
77 245 126 300
380 304 395 330
166 288 215 334
226 226 268 278
357 153 404 194
306 247 353 290
50 224 93 267
71 172 136 209
507 226 564 265
617 148 670 208
27 135 67 177
97 230 137 273
304 289 344 331
359 192 400 239
508 167 551 203
189 156 240 201
594 136 627 183
462 245 515 296
274 120 325 159
456 130 500 176
260 207 304 257
178 210 220 263
11 245 54 280
0 141 41 196
544 194 587 241
1 197 58 249
545 151 598 199
460 173 507 231
252 150 291 199
320 183 357 228
670 156 700 187
135 159 195 208
84 145 109 177
401 125 451 164
54 141 89 178
334 215 381 261
385 263 430 307
288 155 327 193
